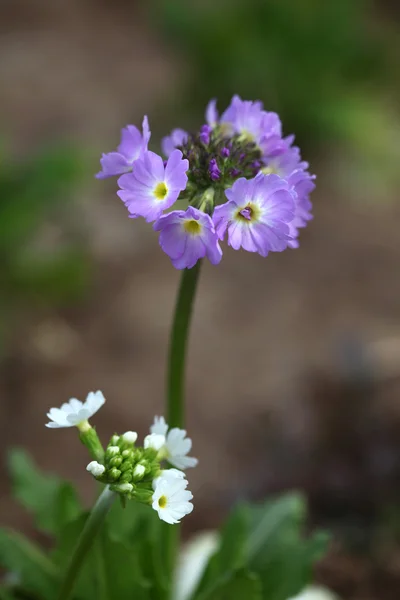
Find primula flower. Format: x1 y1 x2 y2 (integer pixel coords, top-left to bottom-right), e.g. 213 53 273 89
117 150 188 223
152 474 193 524
96 117 150 179
45 391 105 428
97 95 315 267
162 128 189 158
150 416 198 469
153 468 186 489
144 433 166 451
213 174 295 256
154 207 222 270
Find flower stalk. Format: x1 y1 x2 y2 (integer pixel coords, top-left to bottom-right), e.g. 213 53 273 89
163 261 202 594
57 486 116 600
166 260 202 430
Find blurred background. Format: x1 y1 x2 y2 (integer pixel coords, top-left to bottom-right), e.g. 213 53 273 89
1 0 400 597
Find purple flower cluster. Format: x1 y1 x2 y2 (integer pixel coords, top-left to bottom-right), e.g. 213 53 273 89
96 95 315 269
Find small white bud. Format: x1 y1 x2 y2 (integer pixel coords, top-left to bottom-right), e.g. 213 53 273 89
122 431 138 444
86 461 105 477
107 445 120 456
133 464 146 480
144 433 166 451
115 483 133 493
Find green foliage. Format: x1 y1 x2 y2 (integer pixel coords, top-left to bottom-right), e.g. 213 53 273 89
153 0 390 147
8 449 82 537
0 451 328 599
193 493 329 600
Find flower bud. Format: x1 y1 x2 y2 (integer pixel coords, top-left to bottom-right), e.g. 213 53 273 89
86 461 105 477
109 456 123 468
122 431 138 444
106 445 120 457
133 464 146 481
108 467 121 481
113 482 133 494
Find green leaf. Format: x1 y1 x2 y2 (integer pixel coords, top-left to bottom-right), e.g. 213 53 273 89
100 526 152 600
107 501 169 599
198 569 262 600
0 588 15 600
52 512 95 600
194 504 248 598
8 448 82 536
246 494 330 600
0 529 58 600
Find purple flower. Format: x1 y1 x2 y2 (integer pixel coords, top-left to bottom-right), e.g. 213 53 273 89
286 169 314 248
96 116 150 179
154 206 222 269
263 136 308 177
162 128 189 158
199 125 212 145
213 174 296 256
117 150 188 223
208 158 221 181
220 95 285 157
220 95 266 142
205 99 218 127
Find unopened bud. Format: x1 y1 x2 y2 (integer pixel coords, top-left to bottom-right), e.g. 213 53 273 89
86 461 105 477
108 467 121 481
106 445 120 457
114 482 133 494
122 431 138 444
133 464 146 481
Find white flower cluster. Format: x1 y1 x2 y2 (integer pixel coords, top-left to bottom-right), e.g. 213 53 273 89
45 394 196 525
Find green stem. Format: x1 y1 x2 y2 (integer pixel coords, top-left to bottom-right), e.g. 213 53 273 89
166 261 202 429
164 261 202 596
57 487 116 600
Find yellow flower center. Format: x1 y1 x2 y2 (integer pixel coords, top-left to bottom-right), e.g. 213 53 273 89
262 165 279 175
158 495 167 508
183 219 202 235
154 182 168 201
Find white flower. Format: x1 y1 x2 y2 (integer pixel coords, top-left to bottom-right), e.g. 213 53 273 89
144 433 166 451
152 475 193 525
173 531 220 600
122 431 138 444
45 391 105 429
86 461 105 477
152 468 186 490
287 586 340 600
150 416 198 470
151 415 169 436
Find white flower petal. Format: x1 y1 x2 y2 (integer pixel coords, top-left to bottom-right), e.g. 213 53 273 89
45 390 106 429
150 415 169 436
174 531 220 600
170 455 199 470
144 433 166 451
84 391 106 415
